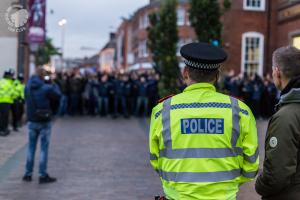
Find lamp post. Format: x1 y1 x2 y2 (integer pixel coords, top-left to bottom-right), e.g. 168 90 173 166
58 18 67 68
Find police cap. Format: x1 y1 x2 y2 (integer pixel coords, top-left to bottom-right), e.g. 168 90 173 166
3 68 15 77
180 42 228 70
18 73 24 80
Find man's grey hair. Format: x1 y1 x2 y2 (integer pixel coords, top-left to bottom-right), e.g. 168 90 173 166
273 46 300 79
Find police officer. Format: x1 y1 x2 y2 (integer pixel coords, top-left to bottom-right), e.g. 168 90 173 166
0 69 15 136
149 43 259 200
11 73 25 131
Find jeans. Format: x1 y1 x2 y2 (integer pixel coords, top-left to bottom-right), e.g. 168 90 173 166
25 122 52 177
135 96 149 117
98 97 109 116
114 96 128 117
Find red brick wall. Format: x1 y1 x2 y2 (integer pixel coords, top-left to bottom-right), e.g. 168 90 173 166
222 0 268 75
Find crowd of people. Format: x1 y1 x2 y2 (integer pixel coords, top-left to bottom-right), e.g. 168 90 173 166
54 68 160 118
54 68 279 120
221 71 279 119
0 67 279 137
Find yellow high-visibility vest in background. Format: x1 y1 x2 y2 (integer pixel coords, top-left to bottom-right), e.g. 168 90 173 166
13 79 25 100
149 83 259 200
0 78 15 104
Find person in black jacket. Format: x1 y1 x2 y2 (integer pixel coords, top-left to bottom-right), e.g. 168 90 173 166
97 74 112 116
135 76 149 117
113 74 129 118
23 67 61 184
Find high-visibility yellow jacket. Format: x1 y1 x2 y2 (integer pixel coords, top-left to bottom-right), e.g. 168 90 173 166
13 79 25 100
149 83 259 200
0 78 15 104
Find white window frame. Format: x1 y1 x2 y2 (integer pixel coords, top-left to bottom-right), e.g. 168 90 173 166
177 7 185 26
138 40 148 58
243 0 266 11
241 32 264 76
177 39 185 56
139 13 149 29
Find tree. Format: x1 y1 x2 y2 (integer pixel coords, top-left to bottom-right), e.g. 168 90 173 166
189 0 231 44
148 13 161 73
148 0 180 96
35 38 60 66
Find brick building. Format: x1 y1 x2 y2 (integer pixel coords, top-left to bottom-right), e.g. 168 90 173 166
100 33 116 73
104 0 300 76
114 0 195 71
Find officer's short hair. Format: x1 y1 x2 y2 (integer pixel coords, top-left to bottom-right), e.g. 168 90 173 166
273 46 300 79
186 66 219 83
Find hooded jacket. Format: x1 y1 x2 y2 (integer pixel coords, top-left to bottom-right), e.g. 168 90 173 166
255 77 300 200
25 75 61 122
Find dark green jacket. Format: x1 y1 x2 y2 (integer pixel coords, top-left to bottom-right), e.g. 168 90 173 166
255 81 300 200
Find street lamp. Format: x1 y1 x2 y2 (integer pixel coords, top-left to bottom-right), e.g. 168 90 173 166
58 18 67 68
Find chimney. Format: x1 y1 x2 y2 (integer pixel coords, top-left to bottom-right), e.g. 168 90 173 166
110 32 116 40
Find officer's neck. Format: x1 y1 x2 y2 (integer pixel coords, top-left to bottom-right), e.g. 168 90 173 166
186 80 215 87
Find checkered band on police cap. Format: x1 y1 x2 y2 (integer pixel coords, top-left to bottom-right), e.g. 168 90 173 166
183 59 220 70
180 42 228 71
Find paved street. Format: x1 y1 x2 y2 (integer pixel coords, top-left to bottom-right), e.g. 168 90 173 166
0 117 268 200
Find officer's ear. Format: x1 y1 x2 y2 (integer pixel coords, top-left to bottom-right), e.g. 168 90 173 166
215 70 220 83
183 66 189 81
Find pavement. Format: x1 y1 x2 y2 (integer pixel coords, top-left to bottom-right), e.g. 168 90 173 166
0 117 268 200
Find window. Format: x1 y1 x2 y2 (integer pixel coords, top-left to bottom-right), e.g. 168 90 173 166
139 13 149 29
138 40 148 58
243 0 265 11
292 35 300 49
177 8 185 26
241 32 264 76
177 39 185 56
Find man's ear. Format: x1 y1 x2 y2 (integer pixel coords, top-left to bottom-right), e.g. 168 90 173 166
215 70 220 83
183 66 189 80
275 67 281 80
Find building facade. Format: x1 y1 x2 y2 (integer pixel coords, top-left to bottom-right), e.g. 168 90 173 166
0 0 18 77
100 33 117 73
105 0 300 76
114 0 196 71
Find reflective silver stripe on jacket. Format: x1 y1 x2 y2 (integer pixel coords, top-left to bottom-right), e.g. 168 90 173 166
160 97 243 159
162 98 172 149
159 169 241 183
159 147 243 159
150 153 158 161
158 97 258 182
230 97 240 148
158 169 258 182
244 147 259 163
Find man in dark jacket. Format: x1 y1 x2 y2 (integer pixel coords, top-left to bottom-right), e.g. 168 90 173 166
23 67 61 184
255 46 300 200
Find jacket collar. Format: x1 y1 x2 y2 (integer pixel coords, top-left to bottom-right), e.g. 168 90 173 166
184 83 216 93
279 88 300 105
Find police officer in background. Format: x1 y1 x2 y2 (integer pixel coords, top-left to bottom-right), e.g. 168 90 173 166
11 73 25 131
149 43 259 200
0 69 15 136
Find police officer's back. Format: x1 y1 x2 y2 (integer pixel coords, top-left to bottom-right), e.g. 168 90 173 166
149 43 259 200
0 69 15 136
11 73 25 131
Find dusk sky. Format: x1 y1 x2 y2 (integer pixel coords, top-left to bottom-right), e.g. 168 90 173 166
47 0 148 59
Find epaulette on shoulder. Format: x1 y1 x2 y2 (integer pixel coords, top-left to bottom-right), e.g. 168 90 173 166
157 94 175 104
